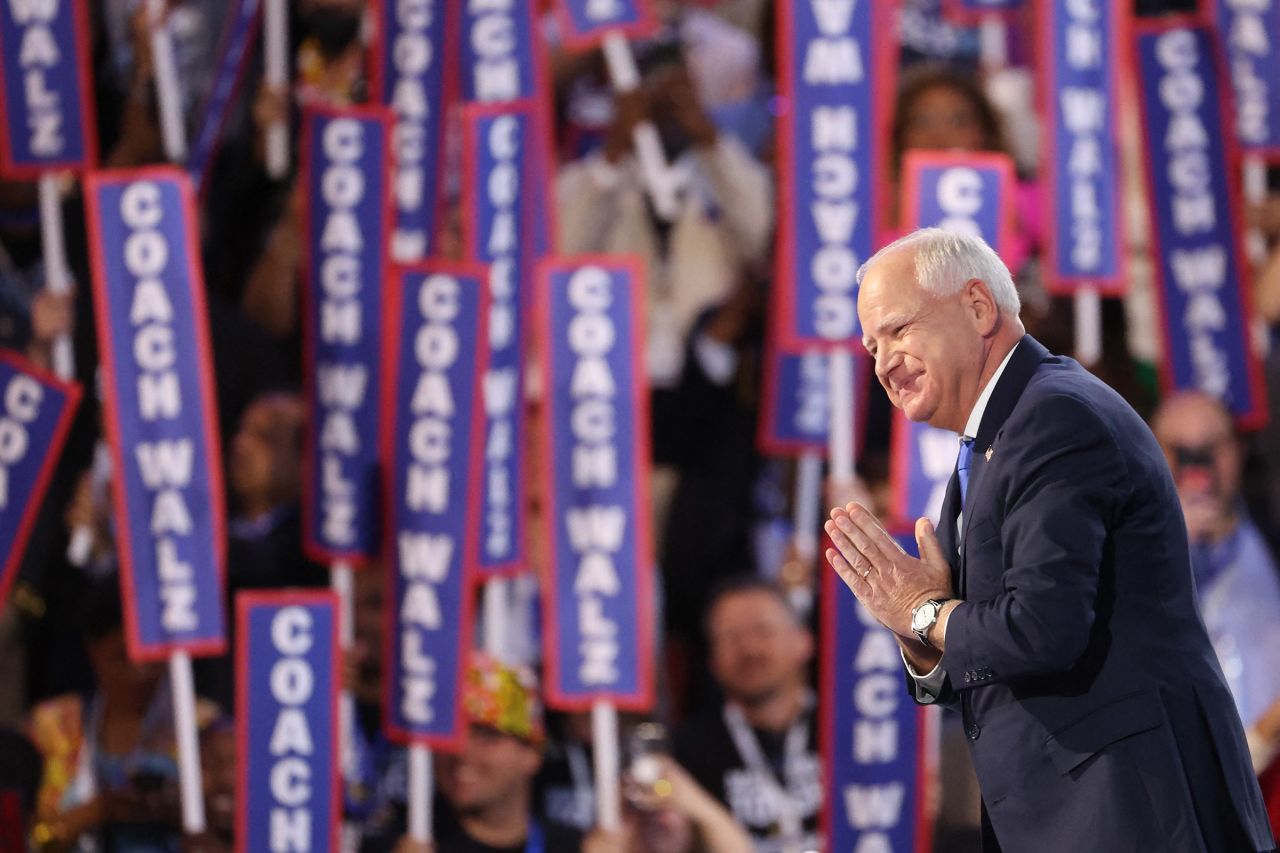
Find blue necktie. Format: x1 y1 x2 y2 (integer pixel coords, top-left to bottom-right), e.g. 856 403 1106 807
957 437 975 505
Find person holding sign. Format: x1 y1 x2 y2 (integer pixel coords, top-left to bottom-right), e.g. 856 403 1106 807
556 35 772 389
393 653 585 853
824 228 1273 852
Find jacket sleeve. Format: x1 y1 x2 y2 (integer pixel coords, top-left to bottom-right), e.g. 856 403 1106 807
942 393 1131 690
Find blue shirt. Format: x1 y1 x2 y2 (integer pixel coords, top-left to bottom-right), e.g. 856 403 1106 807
1190 515 1280 728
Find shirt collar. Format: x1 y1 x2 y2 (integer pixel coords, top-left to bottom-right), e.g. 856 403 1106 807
962 342 1020 440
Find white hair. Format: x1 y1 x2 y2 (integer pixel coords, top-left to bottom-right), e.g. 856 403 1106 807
856 227 1021 316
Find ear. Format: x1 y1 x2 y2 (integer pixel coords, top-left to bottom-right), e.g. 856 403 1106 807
963 278 1000 336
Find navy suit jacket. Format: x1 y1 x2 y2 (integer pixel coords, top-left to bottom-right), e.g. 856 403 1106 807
922 336 1274 852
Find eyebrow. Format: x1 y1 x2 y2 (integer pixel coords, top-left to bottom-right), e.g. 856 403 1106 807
864 312 912 345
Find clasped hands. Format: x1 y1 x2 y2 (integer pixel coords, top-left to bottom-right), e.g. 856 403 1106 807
824 503 954 662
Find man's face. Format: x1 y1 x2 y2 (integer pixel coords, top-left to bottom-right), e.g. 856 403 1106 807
902 84 988 153
708 591 811 706
1154 395 1241 525
437 726 541 814
229 402 279 502
858 252 989 432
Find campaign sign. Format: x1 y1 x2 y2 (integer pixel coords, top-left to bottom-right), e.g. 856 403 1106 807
461 102 536 575
188 0 261 196
300 106 394 565
942 0 1023 24
381 261 488 747
371 0 453 261
236 591 340 853
774 0 896 349
1211 0 1280 156
891 411 962 528
901 151 1015 254
85 168 226 660
552 0 657 50
1135 21 1266 427
537 258 654 710
758 347 870 458
821 535 931 853
459 0 540 103
0 352 80 610
1040 0 1127 293
0 0 96 175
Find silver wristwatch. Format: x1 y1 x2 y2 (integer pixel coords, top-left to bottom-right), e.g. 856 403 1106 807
910 599 949 648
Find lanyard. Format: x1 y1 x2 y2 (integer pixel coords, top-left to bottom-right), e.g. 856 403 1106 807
722 698 811 845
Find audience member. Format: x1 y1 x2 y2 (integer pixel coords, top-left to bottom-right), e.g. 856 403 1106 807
1152 392 1280 759
673 579 819 853
555 31 772 390
26 575 216 852
395 653 584 853
583 755 754 853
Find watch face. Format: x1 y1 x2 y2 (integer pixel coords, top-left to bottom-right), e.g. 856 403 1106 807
911 602 936 632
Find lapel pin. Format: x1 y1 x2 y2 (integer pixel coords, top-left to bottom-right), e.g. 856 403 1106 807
984 446 994 462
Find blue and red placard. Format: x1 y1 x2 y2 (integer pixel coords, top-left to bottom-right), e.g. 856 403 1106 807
774 0 897 349
821 534 932 853
85 167 227 661
0 0 97 176
300 105 395 565
1209 0 1280 158
551 0 658 51
942 0 1023 24
459 0 541 104
188 0 262 197
370 0 456 261
1134 19 1266 428
0 351 80 611
536 257 654 711
901 150 1016 254
380 261 488 748
758 347 870 458
1039 0 1128 294
457 0 557 259
461 101 537 576
236 591 341 853
891 413 963 528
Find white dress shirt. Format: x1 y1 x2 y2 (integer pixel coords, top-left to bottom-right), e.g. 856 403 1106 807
906 342 1021 700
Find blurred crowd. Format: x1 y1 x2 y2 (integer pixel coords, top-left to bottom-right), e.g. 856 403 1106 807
2 0 1280 851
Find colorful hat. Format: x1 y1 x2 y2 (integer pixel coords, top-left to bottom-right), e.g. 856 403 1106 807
462 652 545 744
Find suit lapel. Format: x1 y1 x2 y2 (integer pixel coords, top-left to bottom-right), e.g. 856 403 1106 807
957 335 1051 588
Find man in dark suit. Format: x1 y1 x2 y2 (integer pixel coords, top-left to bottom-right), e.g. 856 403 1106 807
824 227 1275 852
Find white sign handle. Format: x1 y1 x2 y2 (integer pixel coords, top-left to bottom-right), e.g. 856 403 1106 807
263 0 290 179
148 0 188 162
600 31 679 222
592 699 622 830
483 578 510 661
408 745 434 842
169 650 206 833
1073 284 1102 368
37 174 74 380
827 350 855 482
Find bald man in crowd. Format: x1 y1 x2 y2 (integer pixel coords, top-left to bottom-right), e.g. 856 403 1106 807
823 228 1274 852
1152 392 1280 770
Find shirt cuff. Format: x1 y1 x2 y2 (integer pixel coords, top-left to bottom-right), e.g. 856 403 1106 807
901 648 946 705
693 333 738 386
